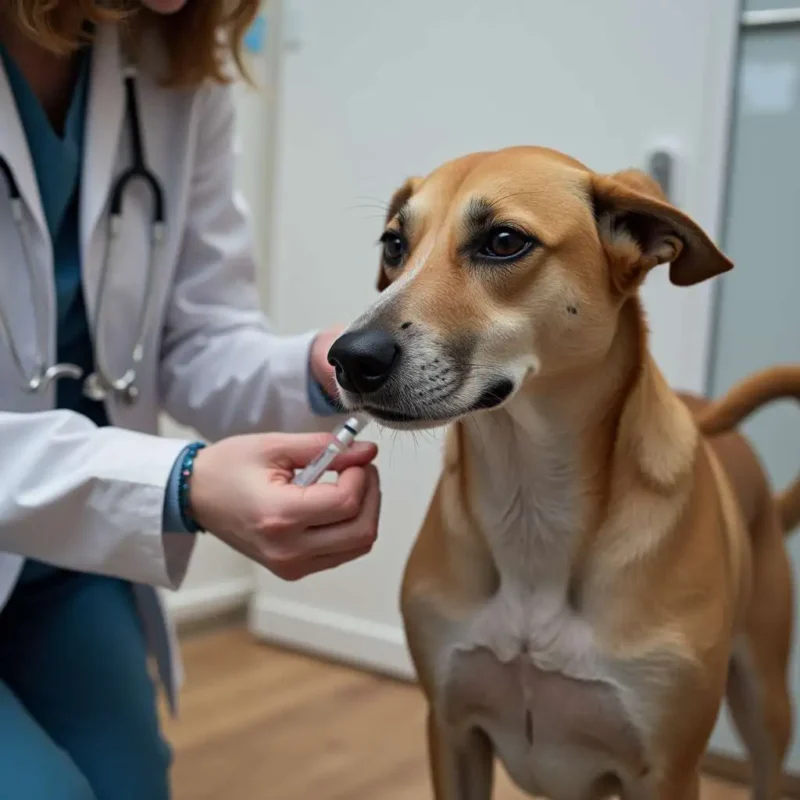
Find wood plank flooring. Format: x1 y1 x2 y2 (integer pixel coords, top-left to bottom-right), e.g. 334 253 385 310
161 626 757 800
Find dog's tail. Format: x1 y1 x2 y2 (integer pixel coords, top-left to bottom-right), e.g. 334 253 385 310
694 364 800 534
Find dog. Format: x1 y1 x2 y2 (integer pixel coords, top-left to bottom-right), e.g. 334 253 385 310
327 146 800 800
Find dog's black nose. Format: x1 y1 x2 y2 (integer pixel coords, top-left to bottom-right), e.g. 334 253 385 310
328 330 400 394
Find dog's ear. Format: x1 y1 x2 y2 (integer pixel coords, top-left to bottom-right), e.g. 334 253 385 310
591 169 733 294
377 177 421 292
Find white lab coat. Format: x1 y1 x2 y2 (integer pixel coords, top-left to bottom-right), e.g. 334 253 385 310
0 25 332 711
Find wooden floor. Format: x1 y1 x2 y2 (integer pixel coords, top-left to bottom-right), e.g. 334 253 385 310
161 626 754 800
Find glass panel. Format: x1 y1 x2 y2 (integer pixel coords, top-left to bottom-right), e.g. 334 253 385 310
707 24 800 767
744 0 800 11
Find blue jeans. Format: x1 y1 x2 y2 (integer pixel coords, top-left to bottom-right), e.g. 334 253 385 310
0 562 172 799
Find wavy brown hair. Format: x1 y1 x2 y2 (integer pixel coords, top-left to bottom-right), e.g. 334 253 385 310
6 1 261 86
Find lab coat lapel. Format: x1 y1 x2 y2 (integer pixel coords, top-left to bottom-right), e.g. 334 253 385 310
0 52 55 395
80 23 125 321
0 59 48 239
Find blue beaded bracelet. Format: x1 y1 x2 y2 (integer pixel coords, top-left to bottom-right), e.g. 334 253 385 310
178 442 207 534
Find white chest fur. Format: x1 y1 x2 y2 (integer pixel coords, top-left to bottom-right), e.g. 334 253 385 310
436 409 653 798
453 406 593 661
441 586 651 798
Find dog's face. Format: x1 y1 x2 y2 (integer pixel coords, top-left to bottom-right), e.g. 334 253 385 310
329 147 732 429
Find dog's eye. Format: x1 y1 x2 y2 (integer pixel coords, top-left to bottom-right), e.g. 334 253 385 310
479 227 535 261
380 231 406 268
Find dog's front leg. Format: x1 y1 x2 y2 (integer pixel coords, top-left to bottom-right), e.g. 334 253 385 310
427 710 494 800
652 770 700 800
623 768 700 800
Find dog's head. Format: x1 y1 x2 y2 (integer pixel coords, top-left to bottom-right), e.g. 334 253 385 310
329 147 732 429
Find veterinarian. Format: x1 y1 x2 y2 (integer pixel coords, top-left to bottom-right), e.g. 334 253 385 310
0 1 381 797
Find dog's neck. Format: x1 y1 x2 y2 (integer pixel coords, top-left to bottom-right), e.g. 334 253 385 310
458 297 698 592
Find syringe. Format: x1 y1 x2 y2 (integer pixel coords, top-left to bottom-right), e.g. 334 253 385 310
292 416 369 487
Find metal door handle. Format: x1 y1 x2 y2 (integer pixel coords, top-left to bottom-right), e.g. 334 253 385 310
647 149 674 202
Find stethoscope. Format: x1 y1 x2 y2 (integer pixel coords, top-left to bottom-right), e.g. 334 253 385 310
0 64 165 404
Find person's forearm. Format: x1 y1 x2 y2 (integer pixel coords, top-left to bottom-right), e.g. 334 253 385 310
307 355 343 417
161 329 346 441
0 410 195 587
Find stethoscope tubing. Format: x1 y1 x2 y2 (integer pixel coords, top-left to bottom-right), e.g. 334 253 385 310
0 65 165 403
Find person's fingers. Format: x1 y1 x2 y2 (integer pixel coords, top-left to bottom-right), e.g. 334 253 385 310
271 465 371 529
300 467 381 556
309 544 374 573
325 442 378 473
280 544 375 581
265 433 377 472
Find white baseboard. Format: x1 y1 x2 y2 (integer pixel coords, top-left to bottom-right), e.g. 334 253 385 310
248 594 416 681
167 577 255 625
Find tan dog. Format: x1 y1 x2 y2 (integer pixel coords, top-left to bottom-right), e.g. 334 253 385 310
327 146 800 800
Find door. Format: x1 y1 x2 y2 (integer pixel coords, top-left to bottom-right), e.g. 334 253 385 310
705 1 800 773
249 0 739 678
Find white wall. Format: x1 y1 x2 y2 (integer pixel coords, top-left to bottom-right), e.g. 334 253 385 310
249 0 738 676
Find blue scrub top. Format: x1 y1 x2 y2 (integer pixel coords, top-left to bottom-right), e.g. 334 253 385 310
0 44 107 428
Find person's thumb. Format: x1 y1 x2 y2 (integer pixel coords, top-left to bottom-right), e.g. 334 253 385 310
264 432 378 472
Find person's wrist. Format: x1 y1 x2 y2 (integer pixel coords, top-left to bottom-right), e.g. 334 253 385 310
310 339 330 390
308 334 344 415
177 441 207 534
310 327 343 388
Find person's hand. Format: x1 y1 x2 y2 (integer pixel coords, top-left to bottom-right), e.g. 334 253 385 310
310 325 344 399
188 432 381 581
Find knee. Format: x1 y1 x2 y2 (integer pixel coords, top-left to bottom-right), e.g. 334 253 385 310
4 745 97 800
61 772 97 800
35 762 97 800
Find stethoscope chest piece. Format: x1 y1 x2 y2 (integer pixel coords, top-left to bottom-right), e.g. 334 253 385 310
82 371 139 405
82 372 109 403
